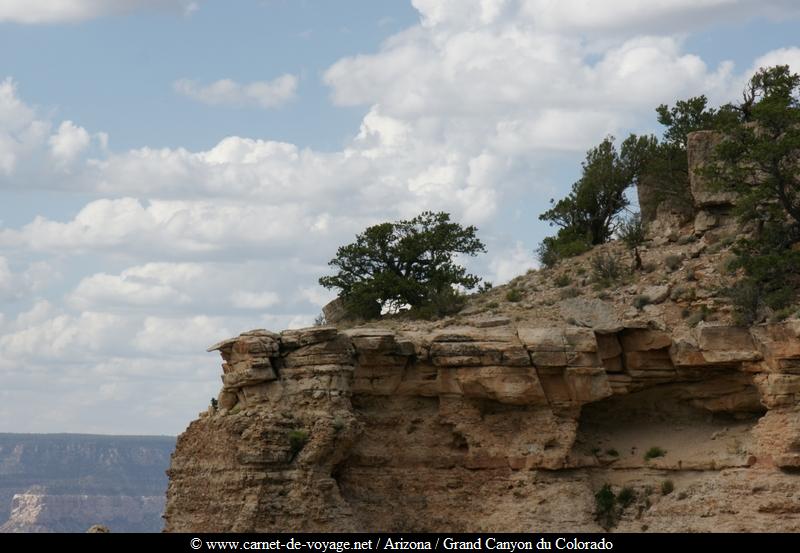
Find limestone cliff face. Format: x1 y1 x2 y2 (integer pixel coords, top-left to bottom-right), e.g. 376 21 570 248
0 492 164 533
164 320 800 532
0 434 174 533
165 130 800 532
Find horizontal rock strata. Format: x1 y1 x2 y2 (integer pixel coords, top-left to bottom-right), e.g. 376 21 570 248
164 320 800 532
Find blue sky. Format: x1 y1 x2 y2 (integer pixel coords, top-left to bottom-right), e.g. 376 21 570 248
1 0 798 435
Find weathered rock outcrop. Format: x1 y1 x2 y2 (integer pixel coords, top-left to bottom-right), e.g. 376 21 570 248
164 319 800 532
0 434 174 533
165 127 800 532
637 130 740 238
0 492 164 533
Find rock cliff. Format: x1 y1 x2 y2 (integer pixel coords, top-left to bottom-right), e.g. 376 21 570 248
0 492 164 533
165 131 800 532
164 318 800 532
0 434 174 533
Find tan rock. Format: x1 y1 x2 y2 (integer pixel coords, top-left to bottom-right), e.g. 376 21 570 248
687 130 738 207
442 366 548 405
694 210 718 234
751 322 800 371
640 285 670 304
558 298 623 332
283 335 355 367
564 327 597 352
430 342 502 366
755 374 800 408
218 390 238 409
565 351 601 367
518 328 565 351
531 350 568 367
172 296 800 533
280 326 339 349
619 329 672 351
564 367 612 403
222 368 277 390
669 338 706 367
697 325 761 364
322 297 347 324
595 333 622 359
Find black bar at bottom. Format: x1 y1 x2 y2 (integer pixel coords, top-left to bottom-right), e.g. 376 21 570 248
0 532 797 551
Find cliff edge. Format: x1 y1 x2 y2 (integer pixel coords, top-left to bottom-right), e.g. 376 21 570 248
164 131 800 532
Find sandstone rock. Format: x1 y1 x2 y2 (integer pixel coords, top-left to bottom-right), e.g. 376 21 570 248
564 327 597 352
600 355 624 373
774 453 800 468
687 130 738 207
280 326 339 349
595 333 622 359
754 410 800 469
1 493 164 533
283 335 355 367
564 367 612 403
430 325 517 343
640 285 670 304
351 363 405 395
669 338 707 367
518 328 565 351
697 325 761 364
241 329 281 339
606 373 632 394
624 350 676 379
206 336 238 353
343 329 397 352
619 329 672 351
693 210 718 234
218 390 238 409
222 368 277 390
430 342 503 366
441 366 548 405
471 316 512 328
531 350 568 367
322 297 347 324
755 374 800 408
169 310 800 533
751 322 800 372
558 298 623 332
689 242 707 258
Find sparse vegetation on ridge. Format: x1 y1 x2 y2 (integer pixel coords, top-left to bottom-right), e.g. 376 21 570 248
644 446 667 461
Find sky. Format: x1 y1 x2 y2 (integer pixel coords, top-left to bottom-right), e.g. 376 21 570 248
1 0 799 435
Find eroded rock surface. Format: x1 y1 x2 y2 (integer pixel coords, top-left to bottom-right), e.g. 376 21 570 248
164 321 800 532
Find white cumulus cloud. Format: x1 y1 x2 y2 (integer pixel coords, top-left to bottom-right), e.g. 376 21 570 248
3 1 800 434
412 0 800 34
48 120 91 167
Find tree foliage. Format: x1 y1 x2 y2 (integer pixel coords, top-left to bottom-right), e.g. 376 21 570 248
643 95 739 215
706 65 800 323
537 135 654 267
319 211 486 319
710 65 800 226
656 96 732 150
540 135 655 246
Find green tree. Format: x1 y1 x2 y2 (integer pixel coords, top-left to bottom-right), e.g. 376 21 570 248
641 96 738 218
537 135 654 267
319 211 486 318
656 96 728 150
711 65 800 226
706 65 800 322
